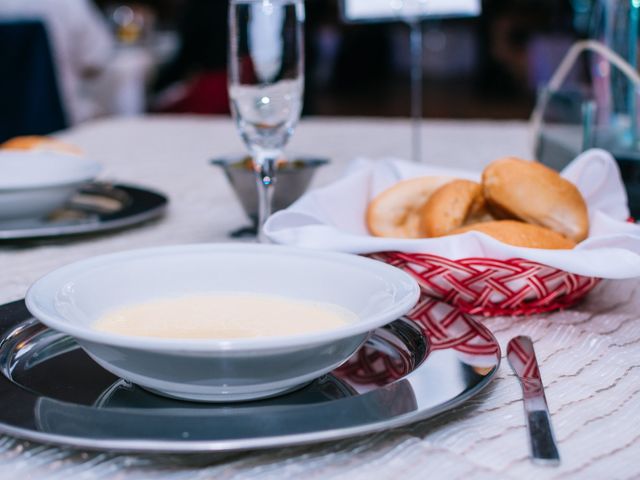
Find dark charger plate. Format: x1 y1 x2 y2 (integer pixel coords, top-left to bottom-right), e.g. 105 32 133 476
0 183 168 241
0 299 500 453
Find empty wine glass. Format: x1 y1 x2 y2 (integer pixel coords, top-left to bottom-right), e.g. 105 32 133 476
228 0 305 241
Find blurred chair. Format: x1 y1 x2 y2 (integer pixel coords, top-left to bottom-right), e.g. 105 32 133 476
152 71 229 115
150 0 229 115
0 20 67 143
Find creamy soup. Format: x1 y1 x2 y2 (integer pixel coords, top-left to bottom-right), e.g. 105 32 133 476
93 293 358 339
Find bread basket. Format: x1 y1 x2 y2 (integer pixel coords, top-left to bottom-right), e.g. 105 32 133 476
265 152 640 317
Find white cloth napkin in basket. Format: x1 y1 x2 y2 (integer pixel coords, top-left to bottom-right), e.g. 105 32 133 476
265 149 640 279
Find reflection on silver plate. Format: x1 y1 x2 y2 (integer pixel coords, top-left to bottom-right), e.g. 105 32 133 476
0 183 168 241
0 300 500 453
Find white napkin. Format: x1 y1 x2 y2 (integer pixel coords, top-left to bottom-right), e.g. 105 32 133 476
265 149 640 279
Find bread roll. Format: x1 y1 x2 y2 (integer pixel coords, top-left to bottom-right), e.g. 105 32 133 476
450 220 576 249
1 136 83 156
367 176 453 238
420 179 493 237
482 157 589 242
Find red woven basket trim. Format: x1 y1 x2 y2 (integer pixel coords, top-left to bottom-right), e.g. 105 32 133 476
398 252 479 274
460 269 496 287
474 287 494 306
539 269 566 282
500 267 542 284
460 257 524 272
529 275 549 297
502 287 534 309
418 272 454 297
443 273 481 299
484 277 516 298
367 252 600 316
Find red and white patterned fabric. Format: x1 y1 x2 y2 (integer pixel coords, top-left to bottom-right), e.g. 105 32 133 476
368 252 600 316
407 297 499 354
338 249 600 386
337 298 500 387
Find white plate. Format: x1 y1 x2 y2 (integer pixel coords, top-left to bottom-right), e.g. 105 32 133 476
0 151 102 221
25 244 420 402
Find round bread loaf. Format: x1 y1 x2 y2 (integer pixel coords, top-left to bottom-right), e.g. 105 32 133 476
367 176 453 238
1 136 83 156
450 220 576 249
420 179 493 237
482 157 589 242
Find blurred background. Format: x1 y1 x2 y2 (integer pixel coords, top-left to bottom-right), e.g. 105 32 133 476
0 0 617 139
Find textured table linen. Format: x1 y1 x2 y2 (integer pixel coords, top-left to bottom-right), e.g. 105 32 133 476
1 116 638 479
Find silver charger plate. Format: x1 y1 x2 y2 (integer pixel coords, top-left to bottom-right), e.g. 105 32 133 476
0 299 500 453
0 183 168 241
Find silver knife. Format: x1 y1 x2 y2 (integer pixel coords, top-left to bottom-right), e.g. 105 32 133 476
507 336 560 465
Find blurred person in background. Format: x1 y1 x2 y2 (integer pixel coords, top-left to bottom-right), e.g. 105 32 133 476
151 0 229 114
0 0 114 124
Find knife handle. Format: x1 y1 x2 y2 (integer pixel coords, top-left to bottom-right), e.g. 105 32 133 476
527 410 560 465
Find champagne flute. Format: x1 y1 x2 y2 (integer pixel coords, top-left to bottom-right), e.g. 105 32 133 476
228 0 305 241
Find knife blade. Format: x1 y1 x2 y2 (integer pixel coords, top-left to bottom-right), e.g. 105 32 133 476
507 335 560 465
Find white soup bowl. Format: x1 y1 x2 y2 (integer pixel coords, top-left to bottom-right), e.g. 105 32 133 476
26 244 419 402
0 150 101 221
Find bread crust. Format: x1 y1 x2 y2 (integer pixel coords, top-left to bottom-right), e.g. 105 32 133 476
1 136 82 155
420 179 493 237
482 157 589 242
366 176 453 238
450 220 576 249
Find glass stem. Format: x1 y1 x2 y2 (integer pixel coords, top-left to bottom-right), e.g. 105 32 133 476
254 151 278 243
409 19 423 163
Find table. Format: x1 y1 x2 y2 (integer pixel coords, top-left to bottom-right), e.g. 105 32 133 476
1 116 638 479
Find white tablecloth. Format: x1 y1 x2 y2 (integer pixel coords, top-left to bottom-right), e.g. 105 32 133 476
1 116 638 479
